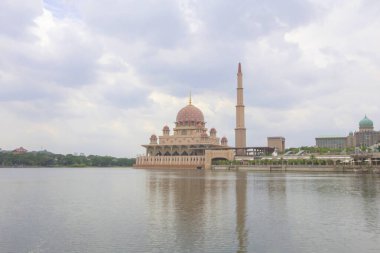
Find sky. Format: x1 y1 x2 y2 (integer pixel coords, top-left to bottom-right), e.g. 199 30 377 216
1 0 380 157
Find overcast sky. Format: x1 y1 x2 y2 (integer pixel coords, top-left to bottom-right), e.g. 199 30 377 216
1 0 380 157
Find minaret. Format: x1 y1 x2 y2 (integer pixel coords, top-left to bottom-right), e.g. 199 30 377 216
235 62 246 155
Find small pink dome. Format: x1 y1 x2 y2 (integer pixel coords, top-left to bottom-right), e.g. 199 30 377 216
163 125 169 131
210 128 216 133
150 134 157 140
176 104 204 123
221 136 228 142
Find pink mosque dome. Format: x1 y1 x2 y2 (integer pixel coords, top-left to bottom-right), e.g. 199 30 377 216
150 134 157 140
163 125 170 131
210 128 216 133
176 104 204 123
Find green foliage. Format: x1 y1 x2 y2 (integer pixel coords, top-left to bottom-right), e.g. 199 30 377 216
0 151 135 167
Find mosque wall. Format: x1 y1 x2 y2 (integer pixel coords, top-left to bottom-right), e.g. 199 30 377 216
135 155 205 168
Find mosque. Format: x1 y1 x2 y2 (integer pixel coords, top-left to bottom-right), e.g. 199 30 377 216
134 63 247 169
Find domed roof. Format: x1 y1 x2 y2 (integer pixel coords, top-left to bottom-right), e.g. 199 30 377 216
163 125 169 131
176 104 204 123
221 136 228 142
210 128 216 133
150 134 157 140
359 115 373 128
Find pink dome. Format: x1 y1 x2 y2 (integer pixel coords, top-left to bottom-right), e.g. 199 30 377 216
150 134 157 140
210 128 216 133
176 104 204 123
163 125 169 131
221 136 228 142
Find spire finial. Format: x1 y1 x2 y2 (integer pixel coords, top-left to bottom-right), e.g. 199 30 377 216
189 91 192 105
238 62 242 74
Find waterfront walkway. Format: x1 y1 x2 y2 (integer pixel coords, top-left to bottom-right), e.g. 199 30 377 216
212 165 380 173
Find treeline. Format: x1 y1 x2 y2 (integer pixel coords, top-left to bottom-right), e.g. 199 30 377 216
0 151 135 167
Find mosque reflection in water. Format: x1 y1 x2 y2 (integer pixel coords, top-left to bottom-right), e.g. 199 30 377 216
145 171 380 253
147 171 247 252
146 171 292 253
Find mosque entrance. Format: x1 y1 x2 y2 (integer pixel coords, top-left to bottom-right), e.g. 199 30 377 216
211 157 229 165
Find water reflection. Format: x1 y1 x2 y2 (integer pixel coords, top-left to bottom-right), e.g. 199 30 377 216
148 170 245 252
146 171 380 253
358 175 380 232
235 172 247 253
148 171 209 252
1 168 379 253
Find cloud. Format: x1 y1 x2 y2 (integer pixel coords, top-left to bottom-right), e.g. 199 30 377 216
0 0 43 38
75 0 188 48
1 0 380 156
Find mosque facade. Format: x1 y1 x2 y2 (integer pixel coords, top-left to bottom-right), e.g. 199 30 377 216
134 97 230 169
135 64 245 169
316 115 380 149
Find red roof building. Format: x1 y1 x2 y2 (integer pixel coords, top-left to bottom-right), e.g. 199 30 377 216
13 147 28 154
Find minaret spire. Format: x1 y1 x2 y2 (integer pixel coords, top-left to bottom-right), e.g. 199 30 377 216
189 91 192 105
235 62 246 155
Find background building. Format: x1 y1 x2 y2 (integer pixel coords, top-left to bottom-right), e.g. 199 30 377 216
315 115 380 149
353 115 380 147
12 147 28 154
267 137 285 153
315 137 346 149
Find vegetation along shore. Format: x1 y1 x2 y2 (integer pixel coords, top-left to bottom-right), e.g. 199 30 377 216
0 150 135 167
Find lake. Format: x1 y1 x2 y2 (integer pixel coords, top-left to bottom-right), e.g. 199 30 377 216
0 167 379 253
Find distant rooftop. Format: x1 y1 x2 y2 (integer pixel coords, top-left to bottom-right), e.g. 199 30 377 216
316 136 346 139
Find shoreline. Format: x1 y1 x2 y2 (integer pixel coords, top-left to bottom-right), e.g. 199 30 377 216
212 165 380 173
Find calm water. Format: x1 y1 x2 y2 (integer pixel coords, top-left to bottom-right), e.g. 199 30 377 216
0 168 379 253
